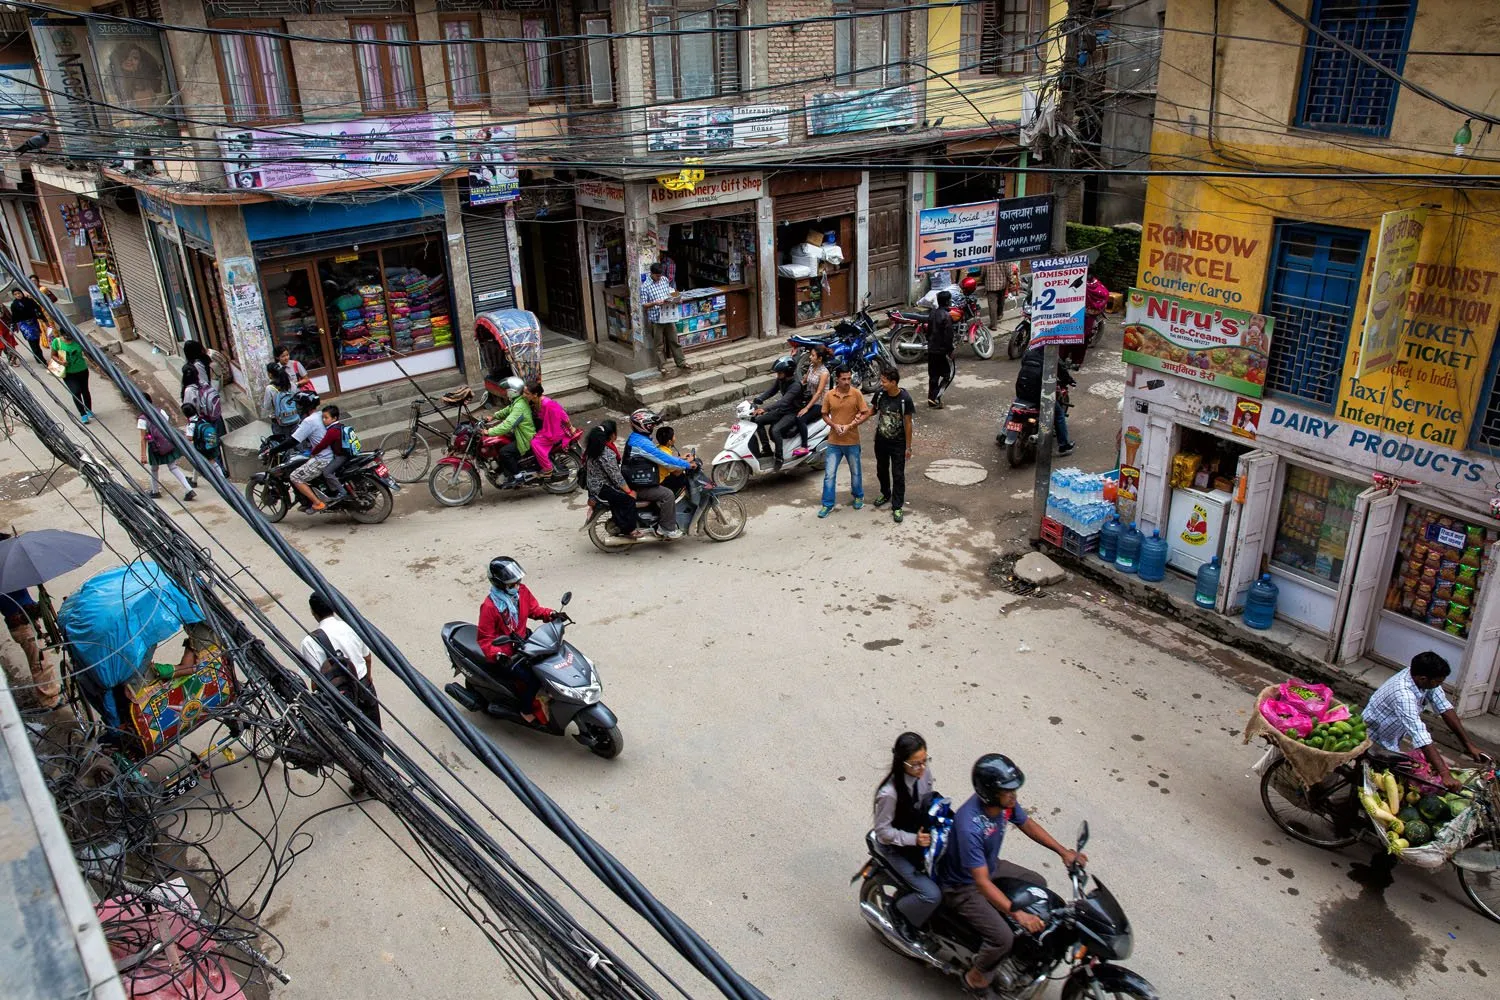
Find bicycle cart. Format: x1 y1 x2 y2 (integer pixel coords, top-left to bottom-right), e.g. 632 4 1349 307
474 309 542 404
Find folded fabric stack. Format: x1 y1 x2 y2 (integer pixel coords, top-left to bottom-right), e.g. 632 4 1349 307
358 283 390 351
431 313 452 347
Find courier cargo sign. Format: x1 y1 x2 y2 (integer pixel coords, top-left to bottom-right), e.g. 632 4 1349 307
1138 219 1269 308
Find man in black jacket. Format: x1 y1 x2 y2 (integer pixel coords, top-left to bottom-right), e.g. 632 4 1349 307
1015 345 1076 455
8 288 43 363
926 290 956 408
751 355 807 464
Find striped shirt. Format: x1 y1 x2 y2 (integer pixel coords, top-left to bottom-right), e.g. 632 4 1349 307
641 276 675 323
1363 667 1453 751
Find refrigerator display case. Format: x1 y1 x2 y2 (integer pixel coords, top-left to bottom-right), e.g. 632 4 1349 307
1166 487 1234 574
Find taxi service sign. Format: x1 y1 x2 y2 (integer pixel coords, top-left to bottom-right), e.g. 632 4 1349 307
917 200 999 273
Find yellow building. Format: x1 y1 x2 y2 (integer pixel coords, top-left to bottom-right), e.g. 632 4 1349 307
1123 0 1500 717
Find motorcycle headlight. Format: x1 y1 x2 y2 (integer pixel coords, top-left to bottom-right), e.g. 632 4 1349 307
546 675 602 704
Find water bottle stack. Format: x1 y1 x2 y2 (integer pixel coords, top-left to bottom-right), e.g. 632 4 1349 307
1046 467 1116 539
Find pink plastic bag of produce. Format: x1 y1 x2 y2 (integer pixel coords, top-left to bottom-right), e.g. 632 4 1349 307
1260 698 1314 737
1278 679 1333 716
1318 704 1351 723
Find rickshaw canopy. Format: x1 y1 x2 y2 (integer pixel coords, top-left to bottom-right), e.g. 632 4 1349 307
57 561 203 689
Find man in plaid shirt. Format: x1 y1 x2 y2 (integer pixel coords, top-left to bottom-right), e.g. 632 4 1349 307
1363 651 1490 790
642 262 688 376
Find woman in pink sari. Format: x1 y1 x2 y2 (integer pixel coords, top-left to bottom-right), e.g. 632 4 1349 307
523 381 577 476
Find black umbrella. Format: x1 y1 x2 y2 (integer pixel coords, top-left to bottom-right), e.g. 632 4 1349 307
0 529 104 592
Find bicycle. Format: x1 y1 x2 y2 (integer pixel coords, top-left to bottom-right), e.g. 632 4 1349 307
377 387 474 484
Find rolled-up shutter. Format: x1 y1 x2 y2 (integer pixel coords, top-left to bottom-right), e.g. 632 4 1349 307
775 188 858 226
463 206 515 312
102 195 172 352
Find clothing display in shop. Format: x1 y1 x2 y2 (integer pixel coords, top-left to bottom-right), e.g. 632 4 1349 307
386 267 450 352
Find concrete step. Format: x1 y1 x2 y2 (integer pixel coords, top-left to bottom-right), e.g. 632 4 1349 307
655 379 759 420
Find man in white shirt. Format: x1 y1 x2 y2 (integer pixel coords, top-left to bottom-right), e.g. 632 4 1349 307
299 592 382 787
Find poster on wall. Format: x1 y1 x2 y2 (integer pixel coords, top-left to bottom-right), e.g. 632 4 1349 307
1122 288 1275 397
87 21 177 135
1356 207 1428 378
805 87 917 135
30 17 105 156
1027 254 1091 346
646 105 790 151
464 124 519 206
218 114 472 191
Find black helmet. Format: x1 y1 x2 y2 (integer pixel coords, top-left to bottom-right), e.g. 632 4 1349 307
488 556 525 588
971 753 1025 806
293 389 320 412
771 354 796 376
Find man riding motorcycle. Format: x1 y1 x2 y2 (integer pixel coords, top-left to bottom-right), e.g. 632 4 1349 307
750 355 807 466
624 409 697 539
477 556 560 723
483 376 536 486
1015 345 1076 456
936 754 1087 993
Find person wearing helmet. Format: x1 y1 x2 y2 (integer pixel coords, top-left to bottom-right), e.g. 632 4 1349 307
476 556 560 722
483 376 537 486
287 389 324 454
622 408 695 538
750 355 807 466
936 754 1087 992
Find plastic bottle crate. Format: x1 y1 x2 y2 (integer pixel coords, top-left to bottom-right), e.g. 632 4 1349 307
1040 517 1065 546
1062 526 1101 557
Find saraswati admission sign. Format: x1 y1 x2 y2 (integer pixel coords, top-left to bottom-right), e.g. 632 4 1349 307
1122 288 1276 397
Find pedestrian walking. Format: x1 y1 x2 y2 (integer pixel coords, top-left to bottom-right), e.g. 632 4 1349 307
137 392 197 500
0 541 61 712
926 289 957 408
299 591 383 790
818 366 871 518
871 367 915 523
51 327 94 423
8 287 43 364
641 262 688 377
981 260 1009 331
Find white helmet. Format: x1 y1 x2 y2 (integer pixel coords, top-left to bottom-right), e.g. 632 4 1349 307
500 376 524 397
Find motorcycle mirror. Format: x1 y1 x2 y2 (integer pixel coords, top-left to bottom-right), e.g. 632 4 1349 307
560 591 572 606
1076 821 1090 853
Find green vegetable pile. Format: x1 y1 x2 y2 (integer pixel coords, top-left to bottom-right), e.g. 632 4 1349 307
1281 708 1367 754
1361 768 1476 854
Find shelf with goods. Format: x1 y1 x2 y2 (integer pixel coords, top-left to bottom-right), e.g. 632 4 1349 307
605 285 632 345
1384 506 1495 640
1270 468 1359 584
666 287 730 350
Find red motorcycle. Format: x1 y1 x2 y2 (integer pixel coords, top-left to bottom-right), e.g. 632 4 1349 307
887 279 995 363
427 421 583 507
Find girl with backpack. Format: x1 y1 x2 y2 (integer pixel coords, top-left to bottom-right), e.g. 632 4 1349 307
138 392 196 500
262 364 300 440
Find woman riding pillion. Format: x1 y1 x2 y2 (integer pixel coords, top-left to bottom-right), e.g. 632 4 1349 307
873 732 942 942
477 556 562 723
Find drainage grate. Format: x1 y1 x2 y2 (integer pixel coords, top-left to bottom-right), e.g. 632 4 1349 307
989 553 1040 597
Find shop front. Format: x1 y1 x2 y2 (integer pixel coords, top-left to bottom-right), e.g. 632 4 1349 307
575 178 629 347
771 170 860 329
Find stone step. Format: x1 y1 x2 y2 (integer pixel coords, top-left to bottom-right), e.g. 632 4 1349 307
655 379 759 420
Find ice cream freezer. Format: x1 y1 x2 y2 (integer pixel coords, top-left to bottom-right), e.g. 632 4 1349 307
1166 487 1235 574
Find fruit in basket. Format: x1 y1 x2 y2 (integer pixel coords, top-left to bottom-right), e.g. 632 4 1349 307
1418 794 1449 823
1397 806 1422 825
1403 819 1432 847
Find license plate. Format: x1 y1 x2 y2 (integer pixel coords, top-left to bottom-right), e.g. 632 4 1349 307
375 463 390 476
1006 421 1023 432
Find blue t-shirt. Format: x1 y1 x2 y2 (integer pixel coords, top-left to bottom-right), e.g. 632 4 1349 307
937 793 1029 887
0 588 35 619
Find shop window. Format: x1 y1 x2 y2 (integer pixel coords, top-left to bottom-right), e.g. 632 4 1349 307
440 14 488 108
1263 222 1365 410
960 0 1047 76
1384 506 1495 640
320 240 452 366
351 17 424 113
210 20 300 123
648 1 742 100
1294 0 1416 137
522 15 563 102
582 15 615 105
264 265 327 373
1271 467 1361 585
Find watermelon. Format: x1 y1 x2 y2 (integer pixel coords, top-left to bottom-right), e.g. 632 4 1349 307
1397 806 1422 825
1403 819 1432 847
1417 795 1449 823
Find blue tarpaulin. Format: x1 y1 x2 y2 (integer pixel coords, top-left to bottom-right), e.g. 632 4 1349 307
57 562 202 690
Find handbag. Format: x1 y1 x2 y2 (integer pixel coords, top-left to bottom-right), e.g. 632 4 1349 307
47 357 66 379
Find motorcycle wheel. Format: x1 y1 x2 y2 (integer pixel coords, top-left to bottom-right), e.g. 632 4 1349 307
1060 976 1159 1000
429 464 481 507
889 327 926 365
587 512 631 554
857 873 911 959
377 428 432 483
577 723 624 760
1007 323 1030 360
701 495 747 542
347 480 394 524
1457 829 1500 924
711 460 752 493
971 327 996 360
245 478 289 523
1006 438 1034 468
1259 758 1358 848
543 451 583 495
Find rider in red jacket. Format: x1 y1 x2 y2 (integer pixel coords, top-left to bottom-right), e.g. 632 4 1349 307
477 556 557 721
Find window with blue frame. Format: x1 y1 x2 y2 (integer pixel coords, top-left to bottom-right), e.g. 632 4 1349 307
1294 0 1417 136
1263 222 1367 410
1473 358 1500 451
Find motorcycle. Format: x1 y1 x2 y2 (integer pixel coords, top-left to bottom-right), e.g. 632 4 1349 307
440 592 623 759
999 383 1072 468
855 821 1156 1000
890 291 995 364
586 471 747 552
789 306 893 389
244 437 399 524
1006 275 1037 360
428 420 583 507
710 399 829 492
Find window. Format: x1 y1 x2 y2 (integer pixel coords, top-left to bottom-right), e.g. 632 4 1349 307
20 202 54 272
440 15 487 108
961 0 1047 76
1294 0 1417 136
649 1 741 100
1271 466 1362 585
521 16 563 102
582 15 615 105
210 19 299 123
351 17 424 113
833 0 905 88
1263 222 1367 409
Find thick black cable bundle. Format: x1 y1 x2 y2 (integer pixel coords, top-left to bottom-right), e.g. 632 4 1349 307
0 253 769 1000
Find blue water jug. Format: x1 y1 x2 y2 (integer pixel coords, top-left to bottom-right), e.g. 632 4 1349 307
1115 522 1142 574
1194 556 1221 609
1138 529 1168 582
1099 517 1122 563
1244 573 1279 630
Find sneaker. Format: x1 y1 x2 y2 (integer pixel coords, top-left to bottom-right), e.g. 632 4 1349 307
187 475 198 488
852 499 864 510
79 412 90 424
149 490 162 499
873 495 890 508
926 399 939 408
184 490 197 501
1057 442 1076 456
893 508 904 523
932 400 944 410
663 527 684 539
817 504 833 518
791 446 810 458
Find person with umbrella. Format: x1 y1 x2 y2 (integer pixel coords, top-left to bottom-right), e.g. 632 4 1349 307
0 530 69 711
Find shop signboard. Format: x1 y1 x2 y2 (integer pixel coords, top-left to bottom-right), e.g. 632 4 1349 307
1356 208 1428 378
1122 287 1274 397
647 171 763 213
219 114 487 191
805 87 918 136
994 195 1053 261
30 17 105 156
917 200 998 273
646 105 790 151
1137 214 1271 310
0 64 45 116
88 20 177 137
576 179 625 213
465 124 519 206
1027 254 1091 346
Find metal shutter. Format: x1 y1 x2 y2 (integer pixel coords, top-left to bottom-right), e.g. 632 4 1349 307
774 188 858 225
102 198 172 352
463 206 515 312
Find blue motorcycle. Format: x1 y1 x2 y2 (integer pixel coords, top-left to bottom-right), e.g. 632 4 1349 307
787 306 894 389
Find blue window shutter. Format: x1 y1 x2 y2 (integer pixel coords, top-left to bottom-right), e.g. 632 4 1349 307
1294 0 1417 137
1264 222 1368 411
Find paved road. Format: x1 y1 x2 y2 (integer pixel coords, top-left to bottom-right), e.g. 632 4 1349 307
2 328 1494 999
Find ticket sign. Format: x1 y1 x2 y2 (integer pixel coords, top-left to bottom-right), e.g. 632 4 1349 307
917 200 999 273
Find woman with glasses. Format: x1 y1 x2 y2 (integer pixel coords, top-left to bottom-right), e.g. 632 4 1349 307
872 731 941 940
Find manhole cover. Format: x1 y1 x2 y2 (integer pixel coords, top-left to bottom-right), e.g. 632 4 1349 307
924 458 988 486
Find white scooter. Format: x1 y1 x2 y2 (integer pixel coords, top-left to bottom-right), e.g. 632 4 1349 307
710 399 830 492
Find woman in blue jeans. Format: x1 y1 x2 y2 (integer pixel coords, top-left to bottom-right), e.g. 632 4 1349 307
872 732 942 939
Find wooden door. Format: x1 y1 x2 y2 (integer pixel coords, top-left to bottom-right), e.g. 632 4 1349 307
867 184 907 308
1336 491 1400 663
542 221 584 338
260 261 335 391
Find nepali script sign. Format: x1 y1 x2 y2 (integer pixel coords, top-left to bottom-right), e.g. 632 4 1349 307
1122 288 1275 397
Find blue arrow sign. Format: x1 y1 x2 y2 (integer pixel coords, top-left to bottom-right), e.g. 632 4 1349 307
923 248 948 262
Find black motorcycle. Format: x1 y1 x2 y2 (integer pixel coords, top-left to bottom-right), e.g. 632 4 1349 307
586 472 747 552
440 592 622 758
244 436 399 524
999 384 1072 468
855 822 1157 1000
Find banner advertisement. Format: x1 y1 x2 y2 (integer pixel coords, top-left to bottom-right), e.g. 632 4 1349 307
0 64 45 116
646 105 790 151
918 201 998 273
1122 287 1275 397
465 124 519 206
1027 254 1091 346
220 114 477 191
805 87 917 135
30 17 105 156
1356 207 1428 378
88 21 176 135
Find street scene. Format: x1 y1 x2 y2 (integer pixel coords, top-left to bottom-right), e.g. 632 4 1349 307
3 3 1500 1000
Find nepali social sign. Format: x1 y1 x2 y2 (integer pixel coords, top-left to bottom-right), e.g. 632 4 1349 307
1027 254 1091 346
917 201 999 273
1355 207 1428 378
1122 288 1275 397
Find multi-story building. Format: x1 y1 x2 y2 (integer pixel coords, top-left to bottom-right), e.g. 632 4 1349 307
1122 0 1500 718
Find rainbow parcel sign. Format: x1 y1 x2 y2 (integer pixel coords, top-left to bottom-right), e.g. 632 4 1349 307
1122 288 1276 397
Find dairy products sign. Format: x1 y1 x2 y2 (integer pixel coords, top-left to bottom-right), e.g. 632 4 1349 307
1356 208 1427 378
1122 288 1275 397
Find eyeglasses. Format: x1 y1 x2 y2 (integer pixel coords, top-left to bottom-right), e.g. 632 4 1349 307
904 757 930 770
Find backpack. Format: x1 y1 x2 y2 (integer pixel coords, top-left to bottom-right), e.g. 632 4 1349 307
145 417 177 458
183 363 222 422
191 418 220 456
310 627 360 700
339 422 362 455
272 390 298 426
620 443 658 488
